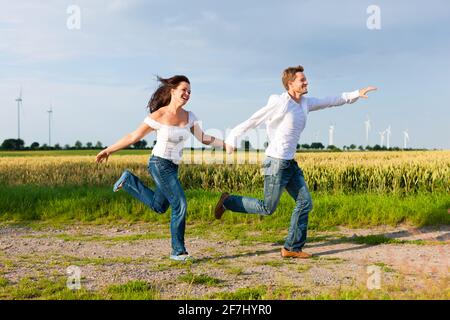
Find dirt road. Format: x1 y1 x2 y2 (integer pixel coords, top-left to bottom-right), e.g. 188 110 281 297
0 223 448 299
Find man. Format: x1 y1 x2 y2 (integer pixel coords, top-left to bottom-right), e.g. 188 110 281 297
215 65 377 258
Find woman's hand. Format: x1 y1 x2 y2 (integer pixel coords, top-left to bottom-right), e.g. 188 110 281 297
96 148 110 163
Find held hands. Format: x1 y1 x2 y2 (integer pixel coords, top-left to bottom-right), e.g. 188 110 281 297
359 86 377 98
224 143 235 154
96 148 110 163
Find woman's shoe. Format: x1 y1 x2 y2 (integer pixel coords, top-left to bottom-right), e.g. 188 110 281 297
113 170 131 192
170 253 193 261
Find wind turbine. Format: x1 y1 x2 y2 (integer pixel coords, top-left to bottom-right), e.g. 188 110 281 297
385 125 391 149
328 124 335 146
15 87 23 140
47 105 53 146
378 130 385 147
403 129 409 149
364 116 371 145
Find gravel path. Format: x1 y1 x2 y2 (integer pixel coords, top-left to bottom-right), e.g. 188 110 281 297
0 223 448 299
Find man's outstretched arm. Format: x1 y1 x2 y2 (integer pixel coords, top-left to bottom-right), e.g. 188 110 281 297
224 95 281 152
307 86 377 112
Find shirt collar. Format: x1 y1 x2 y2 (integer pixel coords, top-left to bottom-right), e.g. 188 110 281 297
283 91 303 105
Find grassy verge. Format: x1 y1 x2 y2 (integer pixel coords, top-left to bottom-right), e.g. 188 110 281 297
1 276 447 300
208 282 450 300
0 186 448 229
0 277 161 300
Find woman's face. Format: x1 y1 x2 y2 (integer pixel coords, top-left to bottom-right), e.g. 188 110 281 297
172 81 191 107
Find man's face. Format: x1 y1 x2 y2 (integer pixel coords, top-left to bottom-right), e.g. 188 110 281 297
288 72 308 95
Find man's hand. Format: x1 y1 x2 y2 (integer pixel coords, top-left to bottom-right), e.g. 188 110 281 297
359 86 377 98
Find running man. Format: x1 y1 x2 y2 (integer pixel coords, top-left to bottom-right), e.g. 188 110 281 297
215 65 377 258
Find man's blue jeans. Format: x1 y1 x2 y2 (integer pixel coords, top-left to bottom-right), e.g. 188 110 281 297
119 156 187 256
223 157 313 252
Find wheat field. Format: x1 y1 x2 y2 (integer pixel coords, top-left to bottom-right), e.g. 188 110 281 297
0 150 448 194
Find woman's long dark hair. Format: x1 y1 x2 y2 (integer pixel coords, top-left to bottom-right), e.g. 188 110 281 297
147 75 190 113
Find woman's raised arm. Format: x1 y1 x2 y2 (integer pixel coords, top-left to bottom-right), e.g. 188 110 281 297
96 123 154 163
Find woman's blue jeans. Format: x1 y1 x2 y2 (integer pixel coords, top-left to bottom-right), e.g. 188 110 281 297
119 156 187 256
223 157 313 252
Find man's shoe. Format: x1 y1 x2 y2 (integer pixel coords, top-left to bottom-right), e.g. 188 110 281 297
281 247 312 259
214 192 230 219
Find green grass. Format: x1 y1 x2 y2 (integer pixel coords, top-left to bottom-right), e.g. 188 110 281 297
226 267 244 275
177 273 223 286
55 232 169 242
320 257 346 263
0 185 169 223
311 288 393 300
2 277 446 300
63 256 146 267
373 262 396 273
150 260 193 272
309 192 450 228
256 260 285 268
107 280 160 300
0 276 102 300
297 264 312 273
23 230 170 242
0 276 161 300
344 234 429 245
2 274 447 300
0 186 448 229
0 276 9 287
208 282 450 300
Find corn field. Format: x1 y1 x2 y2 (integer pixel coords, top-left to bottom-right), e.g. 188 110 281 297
0 151 449 194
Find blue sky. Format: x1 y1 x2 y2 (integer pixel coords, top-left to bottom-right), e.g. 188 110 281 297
1 0 449 149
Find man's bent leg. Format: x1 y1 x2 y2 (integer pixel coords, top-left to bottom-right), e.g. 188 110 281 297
223 158 292 215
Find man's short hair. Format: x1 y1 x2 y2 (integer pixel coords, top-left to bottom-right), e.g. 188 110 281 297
282 65 304 90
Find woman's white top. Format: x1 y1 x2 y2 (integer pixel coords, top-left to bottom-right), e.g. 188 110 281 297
144 111 198 164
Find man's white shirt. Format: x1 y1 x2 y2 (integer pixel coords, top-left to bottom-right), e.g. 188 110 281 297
225 90 360 160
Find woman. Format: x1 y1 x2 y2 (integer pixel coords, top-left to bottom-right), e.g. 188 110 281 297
96 75 227 261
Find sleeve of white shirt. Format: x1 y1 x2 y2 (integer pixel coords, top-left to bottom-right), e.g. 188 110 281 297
188 111 199 127
307 90 360 113
225 95 280 148
143 116 162 129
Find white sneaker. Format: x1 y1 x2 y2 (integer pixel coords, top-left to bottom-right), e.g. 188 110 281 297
170 254 193 261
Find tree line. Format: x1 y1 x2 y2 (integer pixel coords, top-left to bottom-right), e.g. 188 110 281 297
0 139 151 151
1 138 421 152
